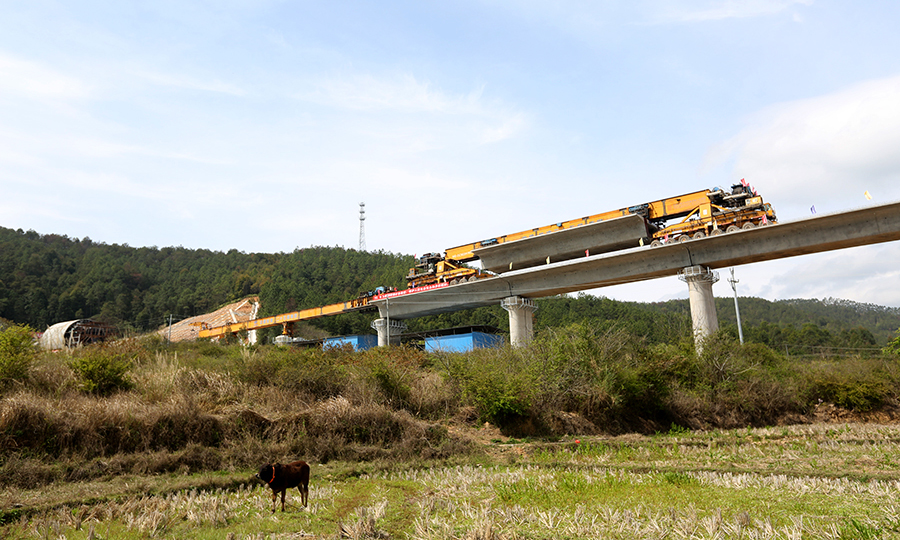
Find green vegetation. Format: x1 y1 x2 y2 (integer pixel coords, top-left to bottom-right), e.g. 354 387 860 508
3 226 900 350
67 345 134 396
4 424 900 538
4 226 900 536
885 327 900 355
0 323 35 388
0 325 899 537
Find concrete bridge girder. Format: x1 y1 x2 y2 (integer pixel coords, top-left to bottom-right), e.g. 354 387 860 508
371 201 900 346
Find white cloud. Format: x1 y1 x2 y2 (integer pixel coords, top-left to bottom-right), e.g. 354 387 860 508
299 73 483 114
651 0 814 23
481 112 529 143
482 0 811 33
136 70 246 96
295 72 528 144
748 244 900 306
706 75 900 215
0 52 91 100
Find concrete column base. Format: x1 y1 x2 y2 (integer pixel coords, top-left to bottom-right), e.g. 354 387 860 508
678 266 720 352
371 318 407 347
501 296 538 348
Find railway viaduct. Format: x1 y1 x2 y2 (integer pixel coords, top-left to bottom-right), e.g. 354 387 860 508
370 200 900 348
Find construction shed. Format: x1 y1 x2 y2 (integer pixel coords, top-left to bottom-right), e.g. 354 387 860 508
404 326 505 353
39 319 117 350
283 334 378 351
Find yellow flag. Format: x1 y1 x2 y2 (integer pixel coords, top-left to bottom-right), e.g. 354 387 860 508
865 190 872 200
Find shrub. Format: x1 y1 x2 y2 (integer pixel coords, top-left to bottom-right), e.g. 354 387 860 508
536 323 669 427
796 358 892 412
884 327 900 356
236 346 350 399
69 347 134 396
443 347 537 427
367 357 412 408
0 324 36 389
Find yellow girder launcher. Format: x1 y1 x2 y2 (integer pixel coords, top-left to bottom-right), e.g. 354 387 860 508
444 182 774 259
443 206 635 263
197 296 374 340
407 180 777 286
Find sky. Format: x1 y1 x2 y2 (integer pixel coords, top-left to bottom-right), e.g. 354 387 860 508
2 0 900 307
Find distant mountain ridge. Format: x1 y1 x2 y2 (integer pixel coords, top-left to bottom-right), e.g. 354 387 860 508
643 296 900 346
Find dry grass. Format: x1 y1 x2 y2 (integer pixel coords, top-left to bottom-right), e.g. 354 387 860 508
3 424 900 538
5 336 900 538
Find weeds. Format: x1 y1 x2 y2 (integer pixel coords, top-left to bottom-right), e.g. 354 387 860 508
68 346 134 396
0 324 36 390
2 329 900 496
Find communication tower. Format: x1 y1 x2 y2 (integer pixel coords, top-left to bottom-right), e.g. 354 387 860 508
358 202 366 251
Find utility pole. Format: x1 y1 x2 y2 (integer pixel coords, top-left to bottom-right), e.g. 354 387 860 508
728 268 744 345
167 314 173 344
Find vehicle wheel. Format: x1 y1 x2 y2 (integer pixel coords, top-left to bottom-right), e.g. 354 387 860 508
692 231 706 239
710 228 723 236
726 225 740 233
678 235 691 243
467 276 478 282
650 239 662 247
450 278 459 285
742 222 756 230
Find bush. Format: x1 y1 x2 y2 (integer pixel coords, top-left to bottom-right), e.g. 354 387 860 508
69 347 134 396
367 357 412 408
535 323 669 428
237 346 350 398
0 324 36 389
442 347 537 427
884 327 900 355
799 359 891 412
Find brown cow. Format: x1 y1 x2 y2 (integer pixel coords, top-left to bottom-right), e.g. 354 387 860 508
256 460 310 512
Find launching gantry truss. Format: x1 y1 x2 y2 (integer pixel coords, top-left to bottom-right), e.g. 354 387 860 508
197 296 377 340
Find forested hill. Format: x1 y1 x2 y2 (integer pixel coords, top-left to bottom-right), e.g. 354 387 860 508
1 225 899 346
644 296 900 347
0 226 412 333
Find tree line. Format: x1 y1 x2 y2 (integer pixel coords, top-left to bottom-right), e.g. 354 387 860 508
2 226 899 347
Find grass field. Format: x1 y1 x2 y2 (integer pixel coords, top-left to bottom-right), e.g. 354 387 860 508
3 422 900 539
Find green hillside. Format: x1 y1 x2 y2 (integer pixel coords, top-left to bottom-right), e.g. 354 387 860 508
2 226 899 348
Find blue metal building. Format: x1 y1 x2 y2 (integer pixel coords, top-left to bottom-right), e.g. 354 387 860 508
423 329 504 352
323 334 378 351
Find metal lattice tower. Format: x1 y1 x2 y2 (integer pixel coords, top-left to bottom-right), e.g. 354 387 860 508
358 202 366 251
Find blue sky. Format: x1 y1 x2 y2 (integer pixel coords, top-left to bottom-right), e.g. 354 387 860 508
2 1 900 306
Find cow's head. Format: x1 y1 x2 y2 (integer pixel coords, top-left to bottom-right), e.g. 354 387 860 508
256 463 277 484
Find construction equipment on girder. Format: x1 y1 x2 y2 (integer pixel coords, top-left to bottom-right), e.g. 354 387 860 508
406 180 776 287
198 181 776 341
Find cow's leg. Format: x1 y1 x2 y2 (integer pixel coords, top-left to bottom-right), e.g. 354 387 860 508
299 484 308 507
280 489 286 512
270 491 277 513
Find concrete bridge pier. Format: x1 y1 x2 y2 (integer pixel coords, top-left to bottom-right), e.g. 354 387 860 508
371 318 407 347
501 296 538 348
678 266 720 351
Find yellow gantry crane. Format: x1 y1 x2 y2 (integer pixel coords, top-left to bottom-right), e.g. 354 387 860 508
198 181 776 341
